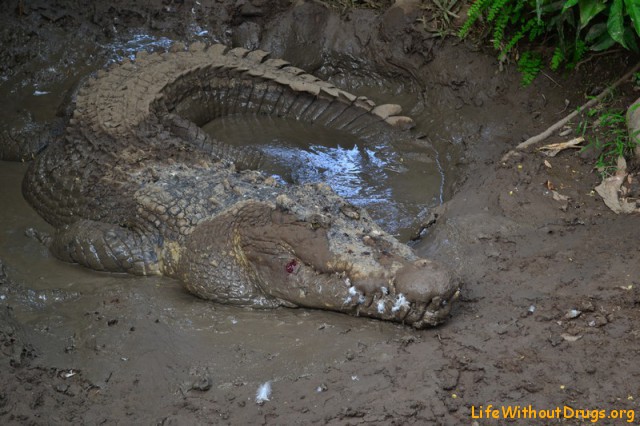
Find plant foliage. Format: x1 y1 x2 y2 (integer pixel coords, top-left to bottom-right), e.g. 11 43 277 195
581 108 637 177
517 51 543 85
459 0 640 85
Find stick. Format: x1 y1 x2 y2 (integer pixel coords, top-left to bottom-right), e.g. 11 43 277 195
499 63 640 165
514 62 640 151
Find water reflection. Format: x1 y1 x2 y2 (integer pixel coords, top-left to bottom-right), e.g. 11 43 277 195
262 144 391 202
203 115 442 240
103 34 174 63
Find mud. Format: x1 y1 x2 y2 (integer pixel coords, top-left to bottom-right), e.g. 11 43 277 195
2 0 640 424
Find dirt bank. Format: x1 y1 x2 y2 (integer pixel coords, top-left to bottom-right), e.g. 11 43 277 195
2 0 640 424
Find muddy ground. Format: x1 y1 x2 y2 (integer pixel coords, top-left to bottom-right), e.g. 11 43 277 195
2 0 640 424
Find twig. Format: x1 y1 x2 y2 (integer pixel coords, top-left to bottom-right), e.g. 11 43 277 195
575 49 623 70
507 62 640 156
540 71 561 88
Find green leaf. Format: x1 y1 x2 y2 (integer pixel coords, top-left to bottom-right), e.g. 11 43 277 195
585 22 608 42
590 32 616 51
578 0 607 29
623 26 640 53
542 1 566 13
607 0 628 48
562 0 579 14
625 0 640 38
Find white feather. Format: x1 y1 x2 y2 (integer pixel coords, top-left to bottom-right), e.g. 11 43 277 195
255 381 272 404
392 294 410 312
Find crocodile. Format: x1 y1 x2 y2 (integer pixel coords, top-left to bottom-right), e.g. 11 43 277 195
22 42 458 328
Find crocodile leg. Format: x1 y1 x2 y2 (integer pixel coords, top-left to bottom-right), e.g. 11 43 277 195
46 219 163 276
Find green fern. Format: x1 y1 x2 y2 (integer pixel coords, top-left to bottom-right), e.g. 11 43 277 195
459 0 541 62
487 0 509 22
493 11 510 49
499 17 537 60
458 0 565 84
517 51 542 86
458 0 492 38
459 0 640 85
570 39 587 68
527 19 545 40
550 46 564 70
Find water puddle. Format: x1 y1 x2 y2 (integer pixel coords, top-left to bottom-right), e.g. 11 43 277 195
203 114 444 240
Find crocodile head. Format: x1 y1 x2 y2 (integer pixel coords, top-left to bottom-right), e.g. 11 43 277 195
178 182 458 328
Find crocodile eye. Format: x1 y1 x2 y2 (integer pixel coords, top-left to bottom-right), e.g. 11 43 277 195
285 259 298 274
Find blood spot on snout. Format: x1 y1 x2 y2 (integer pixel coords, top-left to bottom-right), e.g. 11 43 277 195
285 259 298 274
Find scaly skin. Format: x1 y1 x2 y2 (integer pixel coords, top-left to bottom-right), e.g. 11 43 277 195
22 43 459 327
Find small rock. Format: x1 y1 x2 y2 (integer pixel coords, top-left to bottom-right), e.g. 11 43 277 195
588 313 608 327
521 381 543 393
565 309 581 319
548 335 563 347
55 384 69 394
191 376 212 392
580 300 595 312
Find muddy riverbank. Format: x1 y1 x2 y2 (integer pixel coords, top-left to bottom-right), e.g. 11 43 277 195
2 0 640 424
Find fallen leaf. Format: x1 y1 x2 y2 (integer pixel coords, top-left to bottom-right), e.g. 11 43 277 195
544 159 552 168
594 157 640 214
561 333 583 342
544 180 556 190
552 191 569 202
538 137 585 157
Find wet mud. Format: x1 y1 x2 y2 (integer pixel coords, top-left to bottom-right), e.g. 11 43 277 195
2 0 640 424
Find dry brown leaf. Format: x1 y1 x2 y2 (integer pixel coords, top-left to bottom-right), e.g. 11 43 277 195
544 180 555 191
594 157 640 214
538 137 585 157
552 191 569 202
561 333 583 342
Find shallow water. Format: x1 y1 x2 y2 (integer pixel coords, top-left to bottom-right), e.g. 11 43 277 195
203 114 444 240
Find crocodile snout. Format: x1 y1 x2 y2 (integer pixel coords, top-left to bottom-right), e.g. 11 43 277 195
395 259 456 303
393 259 459 327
